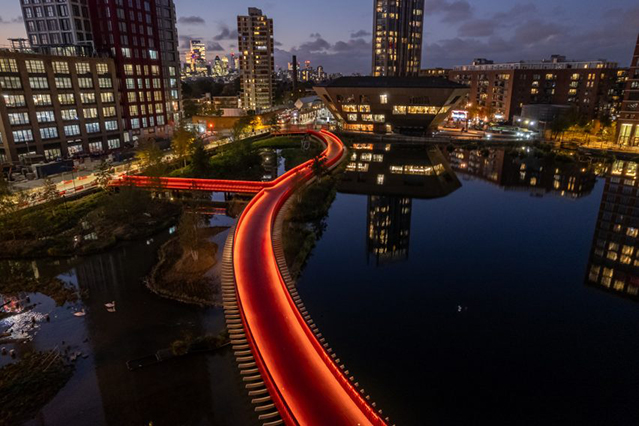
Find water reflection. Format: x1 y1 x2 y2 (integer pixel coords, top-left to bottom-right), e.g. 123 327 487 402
446 147 597 198
340 143 461 265
586 159 639 301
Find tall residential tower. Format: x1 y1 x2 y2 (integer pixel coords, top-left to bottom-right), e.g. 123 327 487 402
617 34 639 147
237 8 274 111
372 0 424 77
20 0 182 140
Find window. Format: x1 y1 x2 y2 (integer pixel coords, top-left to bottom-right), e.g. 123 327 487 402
124 64 134 75
347 113 358 121
80 93 96 104
131 118 140 129
373 114 385 123
155 103 163 113
58 93 75 105
392 105 407 115
156 115 165 125
33 94 52 106
362 114 373 122
105 120 118 131
127 92 137 103
38 126 59 140
359 105 371 113
125 78 135 89
108 138 121 149
96 63 109 74
64 125 81 136
101 92 115 103
83 108 98 119
55 77 73 89
89 141 103 153
377 174 385 185
98 78 112 88
103 106 116 117
52 61 70 74
0 58 18 72
25 60 45 73
3 94 26 107
380 94 388 104
76 62 91 74
0 77 22 89
44 148 62 161
78 77 93 89
129 105 139 116
36 111 55 123
12 129 34 143
407 106 439 114
29 77 49 89
8 113 30 125
61 109 78 121
86 122 100 133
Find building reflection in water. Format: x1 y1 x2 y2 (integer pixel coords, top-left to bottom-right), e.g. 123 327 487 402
340 143 461 266
446 147 596 199
586 160 639 301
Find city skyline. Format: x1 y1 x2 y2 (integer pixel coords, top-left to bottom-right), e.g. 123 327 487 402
0 0 637 74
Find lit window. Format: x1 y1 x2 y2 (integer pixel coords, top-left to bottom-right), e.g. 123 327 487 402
377 174 385 185
380 94 388 104
392 105 407 115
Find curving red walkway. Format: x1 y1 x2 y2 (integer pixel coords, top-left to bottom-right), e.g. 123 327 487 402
115 131 386 425
233 130 386 425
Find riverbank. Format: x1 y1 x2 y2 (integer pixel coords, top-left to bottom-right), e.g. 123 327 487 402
146 226 229 307
0 188 181 260
0 350 74 426
283 175 339 279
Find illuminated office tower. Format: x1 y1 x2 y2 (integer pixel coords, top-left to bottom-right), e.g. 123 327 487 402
372 0 424 77
237 7 274 110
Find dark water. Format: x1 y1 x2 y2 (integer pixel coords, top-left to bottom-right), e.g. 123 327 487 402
297 145 639 425
1 215 258 426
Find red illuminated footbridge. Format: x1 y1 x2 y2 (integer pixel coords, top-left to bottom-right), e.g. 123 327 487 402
115 130 388 425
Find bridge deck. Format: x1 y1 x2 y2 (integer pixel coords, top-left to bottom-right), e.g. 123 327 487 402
232 130 386 425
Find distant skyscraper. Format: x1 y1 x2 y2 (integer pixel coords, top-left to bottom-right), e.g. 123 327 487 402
372 0 424 77
617 33 639 147
237 7 274 111
186 39 207 74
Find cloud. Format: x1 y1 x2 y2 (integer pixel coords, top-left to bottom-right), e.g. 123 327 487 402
294 37 331 53
207 42 224 51
178 16 205 25
351 30 371 39
213 25 238 41
309 33 322 39
427 0 473 22
0 16 23 24
276 34 372 75
274 41 283 47
457 19 494 37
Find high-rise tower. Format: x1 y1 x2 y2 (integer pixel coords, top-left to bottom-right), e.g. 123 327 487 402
372 0 424 77
617 33 639 147
237 8 274 111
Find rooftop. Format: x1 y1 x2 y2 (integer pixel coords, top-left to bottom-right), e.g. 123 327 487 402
317 76 466 89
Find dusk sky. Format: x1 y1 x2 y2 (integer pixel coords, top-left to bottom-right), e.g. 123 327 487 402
0 0 637 74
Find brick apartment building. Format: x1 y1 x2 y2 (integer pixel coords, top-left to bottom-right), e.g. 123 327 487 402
449 56 626 122
617 34 639 147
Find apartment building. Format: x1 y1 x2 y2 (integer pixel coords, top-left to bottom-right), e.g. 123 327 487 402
0 48 124 163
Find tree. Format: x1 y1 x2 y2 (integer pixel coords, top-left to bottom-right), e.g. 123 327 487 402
179 210 205 261
0 176 17 238
136 137 164 174
183 99 199 118
171 122 196 168
311 155 327 179
42 177 60 217
95 160 114 190
190 141 211 177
